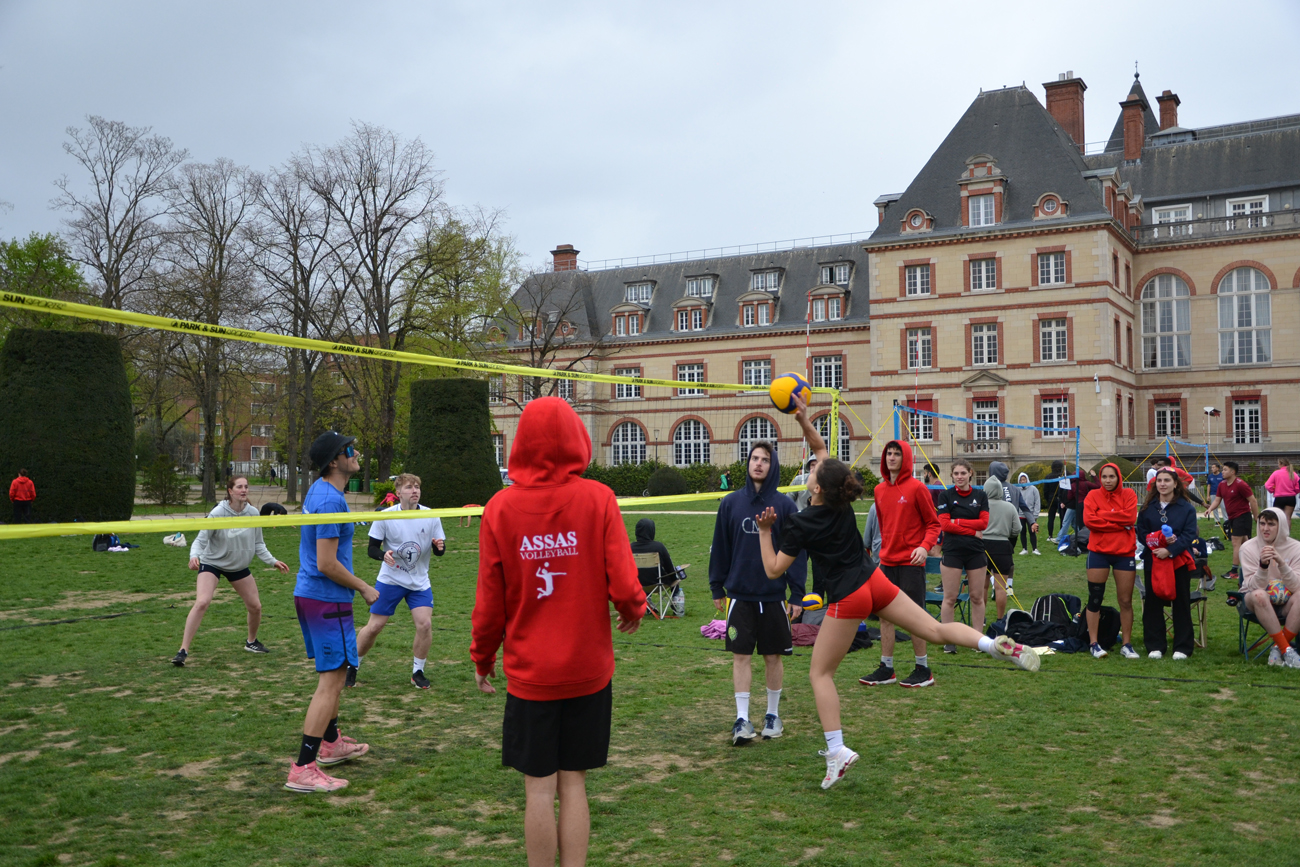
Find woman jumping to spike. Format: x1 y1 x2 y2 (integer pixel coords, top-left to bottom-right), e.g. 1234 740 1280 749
755 393 1039 790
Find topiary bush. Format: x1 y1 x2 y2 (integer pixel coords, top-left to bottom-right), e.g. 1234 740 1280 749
406 378 502 509
0 328 135 522
646 466 688 497
1017 461 1077 482
1090 455 1139 480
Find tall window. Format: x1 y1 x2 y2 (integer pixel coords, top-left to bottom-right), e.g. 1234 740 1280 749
827 297 842 320
1038 252 1066 285
673 419 710 466
742 359 772 388
614 368 641 400
751 271 780 292
686 277 714 298
1233 399 1261 445
615 316 625 336
970 258 997 291
554 378 574 400
1041 398 1070 437
1219 266 1271 365
488 375 503 404
626 283 652 303
1154 403 1182 438
814 414 852 461
971 323 998 366
691 308 704 330
905 401 934 441
627 314 640 336
743 305 756 327
757 304 770 326
907 328 932 369
1040 318 1068 362
812 298 825 321
812 355 843 389
974 400 999 440
821 264 850 285
676 363 704 396
677 308 706 331
610 422 646 465
677 309 689 331
1228 196 1266 230
969 194 995 227
1141 274 1191 369
738 417 779 461
493 434 504 467
905 264 931 296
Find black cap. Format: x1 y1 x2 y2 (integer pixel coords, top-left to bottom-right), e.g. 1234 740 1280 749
309 431 356 471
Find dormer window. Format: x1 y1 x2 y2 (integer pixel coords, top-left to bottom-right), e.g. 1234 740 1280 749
820 264 851 286
901 209 934 233
676 308 706 331
612 311 644 336
958 154 1006 228
626 282 653 304
969 195 995 227
751 271 781 292
808 286 846 322
1034 193 1068 220
686 276 715 298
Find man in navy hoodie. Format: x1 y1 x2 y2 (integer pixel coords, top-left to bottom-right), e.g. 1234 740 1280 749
710 441 806 745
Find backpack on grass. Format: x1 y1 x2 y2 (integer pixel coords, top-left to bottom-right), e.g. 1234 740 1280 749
1030 594 1080 624
92 533 120 552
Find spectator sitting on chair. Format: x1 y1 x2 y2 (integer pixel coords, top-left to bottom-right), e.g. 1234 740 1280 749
630 518 681 593
1239 507 1300 668
9 469 35 523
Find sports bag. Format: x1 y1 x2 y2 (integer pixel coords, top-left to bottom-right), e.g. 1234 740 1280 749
1030 594 1080 624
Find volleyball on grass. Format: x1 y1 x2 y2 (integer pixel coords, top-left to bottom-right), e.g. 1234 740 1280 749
801 592 824 610
1267 576 1292 606
769 371 811 414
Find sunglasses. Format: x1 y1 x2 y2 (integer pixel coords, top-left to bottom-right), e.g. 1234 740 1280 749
339 445 357 459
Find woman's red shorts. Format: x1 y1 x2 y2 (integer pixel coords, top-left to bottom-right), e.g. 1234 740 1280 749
826 568 900 621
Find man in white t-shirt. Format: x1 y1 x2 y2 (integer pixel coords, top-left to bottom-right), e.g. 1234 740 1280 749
350 473 446 689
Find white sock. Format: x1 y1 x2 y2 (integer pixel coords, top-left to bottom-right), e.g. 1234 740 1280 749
880 655 894 669
413 657 426 673
916 654 928 668
735 692 750 721
766 688 781 717
356 656 365 667
977 636 995 655
824 729 844 753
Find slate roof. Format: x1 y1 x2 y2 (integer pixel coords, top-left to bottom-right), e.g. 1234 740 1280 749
508 242 870 346
867 86 1111 245
1102 75 1160 154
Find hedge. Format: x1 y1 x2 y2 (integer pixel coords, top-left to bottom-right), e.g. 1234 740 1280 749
406 378 501 509
0 328 134 522
582 459 801 498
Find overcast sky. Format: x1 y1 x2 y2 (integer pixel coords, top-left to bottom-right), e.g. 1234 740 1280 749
2 1 1297 270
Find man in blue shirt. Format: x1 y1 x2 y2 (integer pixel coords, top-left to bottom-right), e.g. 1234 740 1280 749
285 431 379 794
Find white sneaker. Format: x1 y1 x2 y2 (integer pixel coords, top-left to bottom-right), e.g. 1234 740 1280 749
1172 651 1188 661
1032 549 1041 556
1285 647 1300 669
1148 650 1163 659
991 635 1041 671
1018 549 1028 556
1120 644 1140 659
818 746 859 790
1268 647 1283 666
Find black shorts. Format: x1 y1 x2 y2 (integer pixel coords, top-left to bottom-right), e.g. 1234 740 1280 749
724 599 792 656
984 539 1015 581
941 547 987 572
1227 513 1253 538
199 563 251 582
502 680 612 777
879 564 926 607
1274 496 1297 510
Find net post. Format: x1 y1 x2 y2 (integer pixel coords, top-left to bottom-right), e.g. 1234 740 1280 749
893 403 900 442
829 390 840 459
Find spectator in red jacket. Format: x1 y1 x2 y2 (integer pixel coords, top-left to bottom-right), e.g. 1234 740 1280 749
1082 463 1139 659
8 470 34 523
471 396 646 867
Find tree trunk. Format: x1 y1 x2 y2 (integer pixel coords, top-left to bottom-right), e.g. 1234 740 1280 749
300 352 314 493
200 336 219 502
285 350 299 504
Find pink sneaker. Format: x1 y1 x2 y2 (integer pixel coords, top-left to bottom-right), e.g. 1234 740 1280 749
317 732 369 766
285 761 348 793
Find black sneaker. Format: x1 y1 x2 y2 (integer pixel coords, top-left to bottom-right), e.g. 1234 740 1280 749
244 639 270 654
858 664 896 686
171 649 188 667
345 665 358 688
899 665 934 688
943 644 957 654
411 670 431 689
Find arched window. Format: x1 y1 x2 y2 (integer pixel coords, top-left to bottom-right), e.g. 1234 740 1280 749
673 420 710 466
1140 274 1190 368
609 422 646 466
813 414 853 463
1218 266 1271 365
737 417 779 462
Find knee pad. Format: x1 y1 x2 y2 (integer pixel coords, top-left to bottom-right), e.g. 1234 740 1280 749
1087 581 1106 613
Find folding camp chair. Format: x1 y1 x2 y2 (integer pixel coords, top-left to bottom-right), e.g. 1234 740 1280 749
923 556 970 625
634 552 685 620
1227 590 1273 661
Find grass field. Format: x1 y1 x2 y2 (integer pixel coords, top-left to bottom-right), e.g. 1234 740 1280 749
3 507 1299 866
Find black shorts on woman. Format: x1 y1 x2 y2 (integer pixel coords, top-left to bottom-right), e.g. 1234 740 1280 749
199 563 252 582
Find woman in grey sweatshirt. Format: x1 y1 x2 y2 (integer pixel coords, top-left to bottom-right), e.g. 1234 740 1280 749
983 477 1021 622
172 476 288 666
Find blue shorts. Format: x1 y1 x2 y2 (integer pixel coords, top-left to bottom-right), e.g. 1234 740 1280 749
294 596 359 672
369 582 434 617
1086 551 1136 571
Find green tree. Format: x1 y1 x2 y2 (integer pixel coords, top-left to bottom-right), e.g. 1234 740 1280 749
406 378 500 509
0 233 92 339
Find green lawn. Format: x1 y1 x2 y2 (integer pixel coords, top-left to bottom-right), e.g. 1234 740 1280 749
2 509 1297 866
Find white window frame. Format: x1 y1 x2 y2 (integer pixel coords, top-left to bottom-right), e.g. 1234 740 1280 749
676 363 704 397
1041 398 1070 437
1040 318 1068 362
1218 267 1272 366
691 308 704 330
969 194 996 227
1233 399 1261 445
614 368 641 400
906 328 932 369
737 417 779 462
812 298 825 322
250 446 271 461
1152 204 1193 237
554 378 574 400
971 323 998 366
492 433 504 468
677 309 689 331
1038 251 1066 285
757 304 770 326
751 271 780 292
673 419 711 466
906 407 935 441
626 282 653 304
686 277 714 298
974 400 1000 440
615 316 625 336
742 359 772 389
820 263 850 286
827 297 842 320
1140 274 1191 369
970 258 997 292
812 355 843 389
812 414 852 461
488 375 503 404
1227 195 1267 230
610 422 646 466
1154 403 1182 439
743 305 756 327
905 264 931 296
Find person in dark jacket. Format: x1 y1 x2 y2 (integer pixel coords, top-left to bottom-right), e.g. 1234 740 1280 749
1136 468 1200 659
630 518 683 615
1044 460 1065 539
710 441 806 745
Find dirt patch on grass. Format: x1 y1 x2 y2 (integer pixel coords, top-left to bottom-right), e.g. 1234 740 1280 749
43 591 155 611
160 758 219 778
0 750 41 764
1144 812 1181 827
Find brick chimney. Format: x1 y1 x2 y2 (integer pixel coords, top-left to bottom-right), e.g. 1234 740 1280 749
1157 89 1181 130
550 244 579 272
1043 72 1087 153
1120 92 1148 161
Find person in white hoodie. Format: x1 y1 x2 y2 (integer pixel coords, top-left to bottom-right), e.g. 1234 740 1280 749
172 475 289 666
1016 472 1042 555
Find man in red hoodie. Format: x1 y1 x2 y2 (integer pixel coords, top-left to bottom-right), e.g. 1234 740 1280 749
8 469 35 523
471 397 646 867
859 440 941 687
